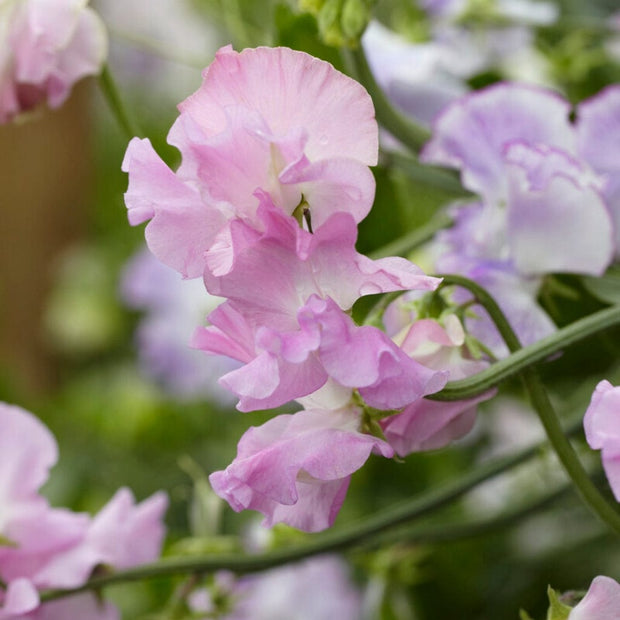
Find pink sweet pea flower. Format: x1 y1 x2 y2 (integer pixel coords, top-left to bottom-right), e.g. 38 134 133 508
0 579 39 618
33 488 168 589
583 380 620 501
0 403 90 589
209 407 394 532
569 576 620 619
0 402 167 616
193 202 442 411
0 0 107 123
123 45 378 279
380 316 494 455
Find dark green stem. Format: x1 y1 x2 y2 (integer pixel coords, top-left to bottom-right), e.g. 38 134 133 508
429 303 620 401
98 65 141 140
41 431 555 602
346 47 431 154
364 480 575 550
436 275 620 536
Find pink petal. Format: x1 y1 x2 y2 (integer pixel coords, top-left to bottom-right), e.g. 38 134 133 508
0 579 39 617
570 576 620 619
122 137 227 278
179 45 378 166
210 408 393 532
0 403 57 504
381 393 492 456
583 380 620 450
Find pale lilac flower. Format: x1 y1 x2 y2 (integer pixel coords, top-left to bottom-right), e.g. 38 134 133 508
193 202 443 411
421 83 576 200
123 45 378 279
19 594 120 620
362 1 556 129
189 555 362 620
569 576 620 619
209 407 394 532
421 83 616 353
0 0 107 123
577 84 620 257
362 20 467 128
584 380 620 501
121 250 237 404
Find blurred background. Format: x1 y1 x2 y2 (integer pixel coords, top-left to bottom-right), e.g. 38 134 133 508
2 0 620 617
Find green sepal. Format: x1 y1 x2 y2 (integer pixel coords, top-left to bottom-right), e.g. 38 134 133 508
546 585 572 620
0 534 17 548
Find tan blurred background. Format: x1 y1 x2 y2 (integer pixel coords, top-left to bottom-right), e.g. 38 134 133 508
0 83 93 394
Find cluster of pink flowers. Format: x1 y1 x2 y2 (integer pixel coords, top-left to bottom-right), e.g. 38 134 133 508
0 402 167 618
123 45 493 532
0 0 107 123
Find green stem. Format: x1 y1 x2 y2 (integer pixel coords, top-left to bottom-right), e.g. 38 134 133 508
40 431 556 602
380 149 470 198
368 212 454 259
346 47 431 154
429 303 620 402
364 480 575 550
437 275 620 536
98 65 141 140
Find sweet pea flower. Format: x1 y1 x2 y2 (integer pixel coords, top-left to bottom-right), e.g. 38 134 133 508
193 201 444 411
15 594 120 619
121 250 237 404
0 403 90 594
189 555 362 620
123 45 378 279
0 0 107 123
209 406 394 532
568 576 620 619
421 84 614 272
421 83 616 353
362 0 556 130
577 84 620 257
0 402 167 616
362 20 467 128
583 380 620 501
380 315 494 455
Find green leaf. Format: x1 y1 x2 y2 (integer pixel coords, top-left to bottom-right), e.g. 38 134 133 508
519 610 535 620
581 265 620 304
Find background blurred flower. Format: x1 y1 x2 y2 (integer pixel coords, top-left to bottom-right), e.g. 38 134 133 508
0 0 107 123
